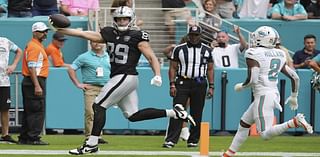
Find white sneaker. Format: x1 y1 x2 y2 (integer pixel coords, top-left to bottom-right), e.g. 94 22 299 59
187 142 198 147
69 143 99 155
295 113 313 134
162 141 175 148
180 127 190 141
174 104 196 126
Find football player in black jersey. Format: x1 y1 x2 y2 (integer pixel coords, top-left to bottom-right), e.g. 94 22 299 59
50 6 196 155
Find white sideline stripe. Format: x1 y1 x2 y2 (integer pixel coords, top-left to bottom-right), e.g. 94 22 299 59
1 150 320 156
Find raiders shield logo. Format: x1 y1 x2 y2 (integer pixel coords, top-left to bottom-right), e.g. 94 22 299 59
124 36 131 42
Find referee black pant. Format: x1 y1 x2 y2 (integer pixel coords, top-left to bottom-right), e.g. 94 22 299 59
19 76 46 142
165 77 207 144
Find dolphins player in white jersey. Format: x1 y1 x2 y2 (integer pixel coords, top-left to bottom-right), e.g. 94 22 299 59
222 26 313 157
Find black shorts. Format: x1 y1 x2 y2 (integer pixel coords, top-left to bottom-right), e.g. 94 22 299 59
0 87 11 111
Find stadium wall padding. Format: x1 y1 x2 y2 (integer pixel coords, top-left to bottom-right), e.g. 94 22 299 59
2 18 319 133
1 16 88 70
45 68 320 133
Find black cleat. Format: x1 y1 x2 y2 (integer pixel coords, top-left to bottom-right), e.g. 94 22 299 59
0 135 17 144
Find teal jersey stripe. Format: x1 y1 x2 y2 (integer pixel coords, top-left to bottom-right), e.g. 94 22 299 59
258 95 266 132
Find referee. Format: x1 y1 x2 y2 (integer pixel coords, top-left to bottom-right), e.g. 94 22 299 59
163 25 214 148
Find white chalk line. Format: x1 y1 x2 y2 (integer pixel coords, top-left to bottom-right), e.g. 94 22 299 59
0 150 320 156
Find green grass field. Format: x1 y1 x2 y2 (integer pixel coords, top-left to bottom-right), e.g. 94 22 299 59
0 134 319 157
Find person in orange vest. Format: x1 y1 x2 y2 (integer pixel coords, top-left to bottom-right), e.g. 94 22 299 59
46 32 70 67
18 22 50 145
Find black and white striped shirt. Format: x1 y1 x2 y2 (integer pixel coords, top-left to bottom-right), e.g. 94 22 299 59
171 42 213 78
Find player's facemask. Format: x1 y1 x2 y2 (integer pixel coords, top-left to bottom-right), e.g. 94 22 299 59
112 6 136 31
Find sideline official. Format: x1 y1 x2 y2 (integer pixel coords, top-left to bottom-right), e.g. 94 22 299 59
19 22 50 145
163 25 214 148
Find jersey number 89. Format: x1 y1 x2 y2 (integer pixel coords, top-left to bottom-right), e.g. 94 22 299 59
108 43 129 64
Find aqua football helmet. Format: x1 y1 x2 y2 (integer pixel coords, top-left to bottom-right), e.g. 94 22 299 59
251 26 280 48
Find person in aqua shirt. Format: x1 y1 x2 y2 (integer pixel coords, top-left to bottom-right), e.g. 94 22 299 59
309 54 320 72
67 41 110 144
271 0 307 20
0 0 8 18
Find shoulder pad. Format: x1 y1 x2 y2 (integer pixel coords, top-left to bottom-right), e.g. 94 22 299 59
244 48 260 60
130 29 150 42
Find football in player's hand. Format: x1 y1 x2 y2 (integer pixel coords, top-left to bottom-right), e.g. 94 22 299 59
48 14 71 28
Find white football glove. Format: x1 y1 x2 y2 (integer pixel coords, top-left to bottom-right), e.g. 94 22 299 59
48 17 58 32
150 75 162 87
274 100 283 112
234 83 244 92
285 92 298 110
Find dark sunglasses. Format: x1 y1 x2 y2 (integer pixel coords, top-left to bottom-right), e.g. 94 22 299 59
36 30 48 33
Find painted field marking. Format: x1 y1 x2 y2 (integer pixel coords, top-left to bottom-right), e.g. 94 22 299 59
0 150 320 156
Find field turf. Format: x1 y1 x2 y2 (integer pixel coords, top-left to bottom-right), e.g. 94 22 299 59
0 134 319 157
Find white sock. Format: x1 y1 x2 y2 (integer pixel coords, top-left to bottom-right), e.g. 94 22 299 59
86 135 99 146
165 109 176 118
261 123 289 140
228 125 250 154
181 127 189 133
180 127 190 139
287 118 298 128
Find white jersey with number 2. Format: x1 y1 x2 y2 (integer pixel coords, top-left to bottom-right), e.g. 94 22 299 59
244 47 286 96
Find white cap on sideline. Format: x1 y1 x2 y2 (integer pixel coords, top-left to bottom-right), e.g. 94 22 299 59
32 22 49 32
